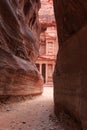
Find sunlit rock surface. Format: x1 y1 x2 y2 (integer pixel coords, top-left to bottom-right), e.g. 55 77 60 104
39 0 54 22
0 0 43 96
39 0 55 32
53 0 87 130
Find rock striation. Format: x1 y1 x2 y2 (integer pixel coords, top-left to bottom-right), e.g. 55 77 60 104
53 0 87 130
0 0 43 96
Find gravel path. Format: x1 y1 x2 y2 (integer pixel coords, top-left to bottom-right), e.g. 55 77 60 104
0 87 63 130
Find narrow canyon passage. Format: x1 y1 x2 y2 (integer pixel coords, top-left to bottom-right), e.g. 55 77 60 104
0 86 63 130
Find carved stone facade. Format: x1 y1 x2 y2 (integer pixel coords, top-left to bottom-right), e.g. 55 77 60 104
36 0 58 84
36 25 58 83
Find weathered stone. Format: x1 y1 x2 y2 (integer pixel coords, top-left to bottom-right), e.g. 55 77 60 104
53 0 87 130
0 0 43 96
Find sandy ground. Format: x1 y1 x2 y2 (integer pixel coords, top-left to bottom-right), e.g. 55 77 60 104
0 87 63 130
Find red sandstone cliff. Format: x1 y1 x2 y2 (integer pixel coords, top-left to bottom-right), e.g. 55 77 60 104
53 0 87 130
0 0 43 96
39 0 56 31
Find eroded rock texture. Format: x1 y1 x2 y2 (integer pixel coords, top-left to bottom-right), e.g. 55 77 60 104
53 0 87 130
0 0 43 96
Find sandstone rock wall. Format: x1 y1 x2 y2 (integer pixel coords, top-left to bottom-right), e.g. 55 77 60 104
53 0 87 130
0 0 43 96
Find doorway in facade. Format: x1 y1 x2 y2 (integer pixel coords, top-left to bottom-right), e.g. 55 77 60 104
42 64 46 83
36 63 54 86
35 0 58 87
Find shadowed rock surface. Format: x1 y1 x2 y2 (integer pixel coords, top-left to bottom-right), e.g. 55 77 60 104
0 0 43 96
53 0 87 130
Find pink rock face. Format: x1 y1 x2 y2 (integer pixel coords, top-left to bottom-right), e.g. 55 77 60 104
53 0 87 130
0 0 43 96
39 0 56 31
39 0 54 22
